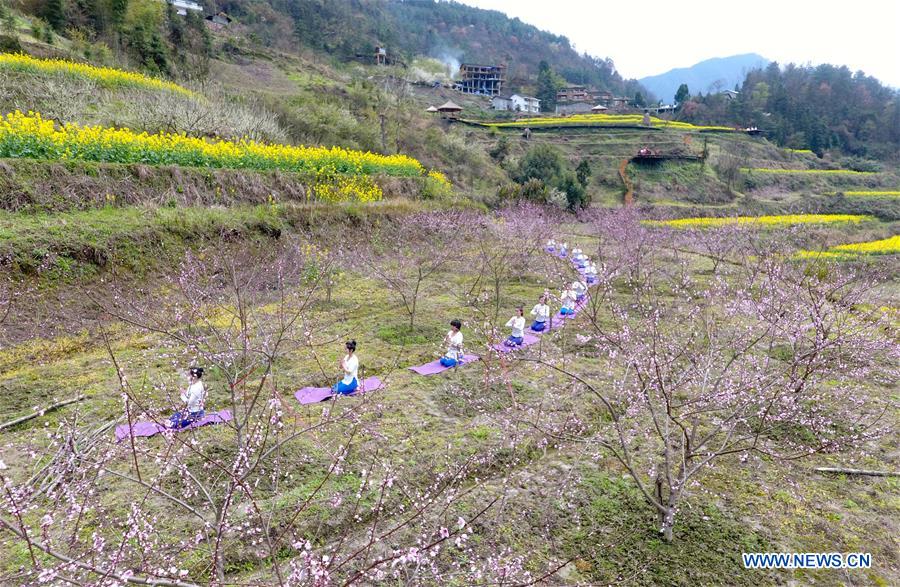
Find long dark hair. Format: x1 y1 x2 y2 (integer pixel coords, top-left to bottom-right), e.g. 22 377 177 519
346 340 357 353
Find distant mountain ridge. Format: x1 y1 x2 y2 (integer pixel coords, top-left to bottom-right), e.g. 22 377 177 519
639 53 770 103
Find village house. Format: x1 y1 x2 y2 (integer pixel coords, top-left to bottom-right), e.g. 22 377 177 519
204 12 232 30
720 89 740 100
166 0 202 16
491 94 540 114
555 101 593 115
455 63 507 96
556 85 592 103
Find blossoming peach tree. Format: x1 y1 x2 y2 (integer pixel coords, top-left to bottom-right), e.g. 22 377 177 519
0 228 564 585
525 210 895 541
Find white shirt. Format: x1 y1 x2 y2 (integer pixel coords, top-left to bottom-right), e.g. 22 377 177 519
506 315 525 338
531 303 550 322
585 264 597 276
572 281 587 296
445 330 463 360
181 381 205 413
341 353 359 385
572 248 582 257
561 289 576 310
547 239 555 247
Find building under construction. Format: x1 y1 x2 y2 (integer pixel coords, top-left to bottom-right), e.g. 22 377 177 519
454 63 506 96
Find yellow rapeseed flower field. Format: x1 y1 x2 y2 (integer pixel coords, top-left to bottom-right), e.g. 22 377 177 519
480 113 735 132
0 111 430 182
0 53 196 97
797 235 900 258
740 168 875 175
843 191 900 197
643 214 872 229
832 235 900 254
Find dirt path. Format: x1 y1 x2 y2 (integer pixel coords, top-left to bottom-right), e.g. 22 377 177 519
618 158 633 206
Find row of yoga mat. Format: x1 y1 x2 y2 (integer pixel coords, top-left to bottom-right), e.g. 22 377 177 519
115 245 591 441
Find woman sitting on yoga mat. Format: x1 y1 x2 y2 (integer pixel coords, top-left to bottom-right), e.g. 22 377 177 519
530 295 551 332
169 367 206 428
584 262 598 284
559 242 569 257
560 288 577 315
334 340 360 394
440 319 464 367
546 239 556 251
504 306 526 346
574 250 589 268
572 279 587 303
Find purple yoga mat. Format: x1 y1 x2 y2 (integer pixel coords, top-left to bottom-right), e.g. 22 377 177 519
491 333 540 353
409 354 481 375
294 376 384 405
115 410 233 442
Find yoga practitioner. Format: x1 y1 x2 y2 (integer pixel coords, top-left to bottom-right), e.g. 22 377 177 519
333 340 360 395
559 242 568 257
439 319 464 367
546 239 556 252
169 367 206 428
530 295 551 332
584 261 598 284
572 279 587 303
560 287 577 315
504 306 526 346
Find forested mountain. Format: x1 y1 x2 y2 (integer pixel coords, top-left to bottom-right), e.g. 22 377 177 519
678 62 900 158
639 53 769 104
218 0 644 93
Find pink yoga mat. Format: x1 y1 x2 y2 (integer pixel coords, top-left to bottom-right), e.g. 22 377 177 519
294 376 384 405
409 355 480 375
115 410 233 442
491 333 540 353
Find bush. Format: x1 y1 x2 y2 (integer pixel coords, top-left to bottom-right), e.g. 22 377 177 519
514 143 564 184
0 35 22 53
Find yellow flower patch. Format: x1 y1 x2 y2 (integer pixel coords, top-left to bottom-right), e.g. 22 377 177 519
643 214 872 229
0 111 429 184
741 168 876 175
480 113 735 132
0 52 196 97
843 191 900 197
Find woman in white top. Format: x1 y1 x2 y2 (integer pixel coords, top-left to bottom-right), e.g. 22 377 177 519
440 319 465 367
560 288 577 315
170 367 206 428
572 280 587 303
559 242 569 257
333 340 360 394
574 250 589 268
504 306 526 346
546 239 556 252
530 295 551 332
585 262 598 284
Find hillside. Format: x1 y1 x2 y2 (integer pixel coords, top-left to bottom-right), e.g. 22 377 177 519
639 53 770 103
221 0 645 94
0 4 899 587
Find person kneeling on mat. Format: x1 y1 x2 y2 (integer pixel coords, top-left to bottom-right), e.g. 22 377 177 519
440 320 464 367
504 306 526 346
530 295 551 332
169 367 206 428
546 239 556 252
333 340 360 395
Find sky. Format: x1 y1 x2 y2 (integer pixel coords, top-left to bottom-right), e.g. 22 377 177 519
456 0 900 88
